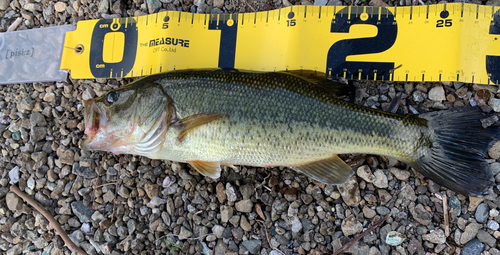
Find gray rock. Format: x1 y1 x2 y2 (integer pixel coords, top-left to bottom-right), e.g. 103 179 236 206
376 206 390 216
0 0 9 10
30 127 47 143
409 203 432 225
422 229 446 244
221 205 233 223
314 0 328 5
9 166 19 184
487 220 499 231
429 86 446 102
476 230 496 247
212 225 225 238
461 239 484 255
475 203 489 223
242 240 261 254
460 223 481 244
489 98 500 112
179 226 193 240
98 0 109 13
373 170 388 188
356 165 375 183
6 244 22 255
214 239 227 255
239 183 254 200
235 199 253 213
6 193 22 212
30 112 47 127
226 183 237 202
341 215 362 236
71 200 95 223
147 0 161 13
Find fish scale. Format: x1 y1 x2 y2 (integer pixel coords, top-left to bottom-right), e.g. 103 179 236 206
156 71 424 165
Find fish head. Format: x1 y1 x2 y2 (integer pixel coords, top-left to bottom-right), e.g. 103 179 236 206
81 81 172 154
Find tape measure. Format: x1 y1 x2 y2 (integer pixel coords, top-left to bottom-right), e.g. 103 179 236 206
60 3 500 84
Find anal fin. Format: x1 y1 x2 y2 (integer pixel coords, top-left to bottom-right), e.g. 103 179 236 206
188 160 221 179
291 155 354 185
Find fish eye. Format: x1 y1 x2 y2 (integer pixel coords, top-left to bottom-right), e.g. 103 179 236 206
106 91 119 105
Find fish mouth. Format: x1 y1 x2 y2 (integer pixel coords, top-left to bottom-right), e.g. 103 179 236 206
81 99 104 149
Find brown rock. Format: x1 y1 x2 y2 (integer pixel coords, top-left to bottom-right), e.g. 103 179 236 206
216 182 226 203
144 182 160 199
338 176 361 206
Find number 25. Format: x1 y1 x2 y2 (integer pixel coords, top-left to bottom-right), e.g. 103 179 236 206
436 19 452 27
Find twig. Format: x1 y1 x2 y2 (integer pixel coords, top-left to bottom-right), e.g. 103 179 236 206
95 182 117 188
10 185 88 255
332 213 391 255
111 156 121 222
257 221 285 255
443 193 449 237
159 233 210 241
241 0 256 12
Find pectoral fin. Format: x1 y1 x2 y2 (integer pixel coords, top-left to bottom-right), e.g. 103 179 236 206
188 160 221 179
291 155 353 185
175 113 224 142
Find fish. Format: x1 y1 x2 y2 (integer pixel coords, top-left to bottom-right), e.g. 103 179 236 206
81 69 498 197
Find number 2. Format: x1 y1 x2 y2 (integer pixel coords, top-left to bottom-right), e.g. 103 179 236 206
326 7 397 80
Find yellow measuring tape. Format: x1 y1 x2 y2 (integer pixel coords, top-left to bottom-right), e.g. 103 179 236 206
60 3 500 84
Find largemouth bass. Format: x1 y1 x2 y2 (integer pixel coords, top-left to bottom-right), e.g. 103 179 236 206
81 69 498 197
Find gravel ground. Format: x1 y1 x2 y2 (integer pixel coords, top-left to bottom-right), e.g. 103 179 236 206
1 0 500 254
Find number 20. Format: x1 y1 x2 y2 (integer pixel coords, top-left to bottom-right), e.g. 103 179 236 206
436 19 452 27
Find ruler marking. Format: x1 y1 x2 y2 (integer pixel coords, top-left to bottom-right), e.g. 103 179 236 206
278 8 281 21
439 74 442 81
304 5 307 18
472 76 475 83
266 11 269 22
319 6 321 19
155 13 158 23
254 12 257 24
410 6 413 20
146 16 148 25
456 74 459 81
426 5 429 19
422 74 424 81
191 13 194 24
178 11 181 22
476 4 479 19
461 2 464 18
405 74 408 81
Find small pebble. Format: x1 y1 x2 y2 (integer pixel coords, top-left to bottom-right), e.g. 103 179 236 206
385 231 406 246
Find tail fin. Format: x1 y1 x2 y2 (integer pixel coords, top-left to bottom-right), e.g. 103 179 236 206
414 107 498 197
